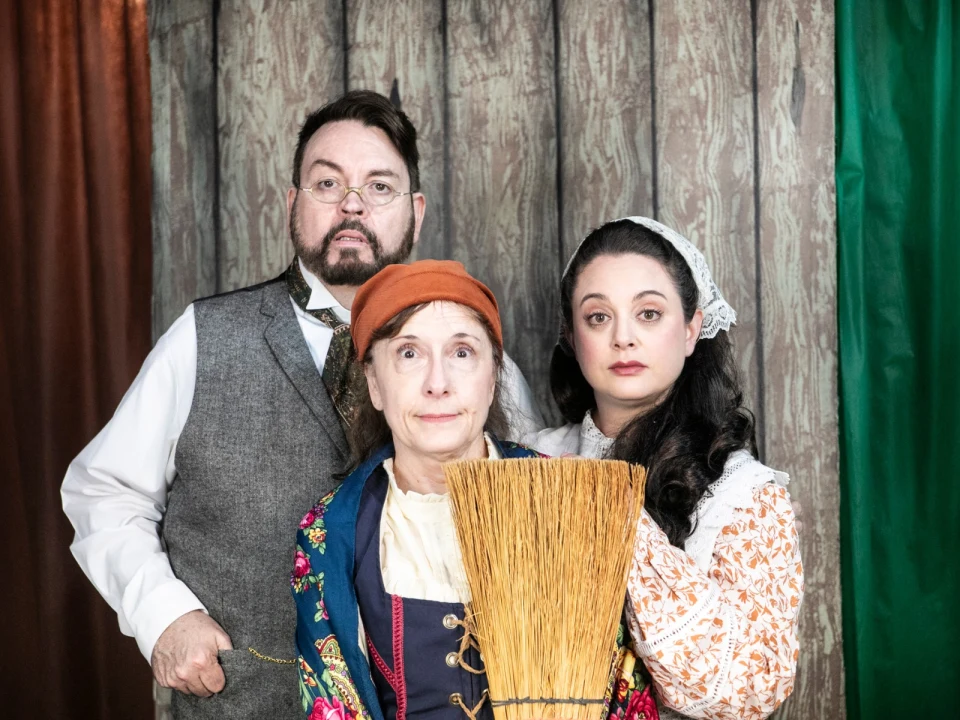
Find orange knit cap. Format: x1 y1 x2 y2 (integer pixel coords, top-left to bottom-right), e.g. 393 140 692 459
350 260 502 359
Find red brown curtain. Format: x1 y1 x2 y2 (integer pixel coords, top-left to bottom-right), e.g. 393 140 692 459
0 0 154 716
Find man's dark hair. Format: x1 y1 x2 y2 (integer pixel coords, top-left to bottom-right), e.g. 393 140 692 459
291 90 420 192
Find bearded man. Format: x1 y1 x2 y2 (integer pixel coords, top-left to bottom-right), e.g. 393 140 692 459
61 91 542 720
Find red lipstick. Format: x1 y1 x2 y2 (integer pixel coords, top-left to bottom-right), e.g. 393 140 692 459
609 361 647 376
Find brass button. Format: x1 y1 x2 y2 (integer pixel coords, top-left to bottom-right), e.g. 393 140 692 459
449 692 463 706
445 651 459 667
442 613 458 629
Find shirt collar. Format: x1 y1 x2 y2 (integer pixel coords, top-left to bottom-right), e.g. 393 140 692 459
298 257 351 320
483 433 501 460
580 410 614 458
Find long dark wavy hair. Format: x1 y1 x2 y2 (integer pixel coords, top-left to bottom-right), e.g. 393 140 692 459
347 302 510 471
550 220 756 547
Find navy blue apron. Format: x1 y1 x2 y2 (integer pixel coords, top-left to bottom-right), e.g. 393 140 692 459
354 467 490 720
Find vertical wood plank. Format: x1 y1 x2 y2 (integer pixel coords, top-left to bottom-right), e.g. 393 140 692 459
756 1 844 717
150 5 215 715
345 1 446 262
556 0 654 258
653 0 761 429
150 0 216 341
217 0 344 291
446 0 559 419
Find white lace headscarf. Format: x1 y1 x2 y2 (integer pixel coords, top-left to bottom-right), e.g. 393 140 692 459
562 216 736 339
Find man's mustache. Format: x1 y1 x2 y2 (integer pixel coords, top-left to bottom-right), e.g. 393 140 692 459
321 220 381 255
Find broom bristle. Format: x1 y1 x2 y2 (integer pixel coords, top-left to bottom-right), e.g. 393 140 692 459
444 458 645 720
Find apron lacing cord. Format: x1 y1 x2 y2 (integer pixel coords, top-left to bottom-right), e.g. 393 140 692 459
451 689 489 720
448 614 485 675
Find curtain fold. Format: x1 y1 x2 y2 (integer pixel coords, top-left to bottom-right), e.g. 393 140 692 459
837 1 960 717
0 0 154 716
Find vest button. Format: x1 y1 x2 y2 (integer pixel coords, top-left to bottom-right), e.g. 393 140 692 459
449 692 463 706
445 652 459 668
442 613 459 629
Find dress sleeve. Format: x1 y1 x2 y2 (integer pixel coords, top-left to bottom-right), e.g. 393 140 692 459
625 483 803 719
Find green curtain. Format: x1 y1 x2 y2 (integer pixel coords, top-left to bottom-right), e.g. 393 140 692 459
837 1 960 717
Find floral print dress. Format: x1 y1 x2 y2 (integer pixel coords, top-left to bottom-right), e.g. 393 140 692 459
626 485 802 719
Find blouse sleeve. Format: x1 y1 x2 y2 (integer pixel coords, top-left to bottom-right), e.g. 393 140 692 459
625 483 803 719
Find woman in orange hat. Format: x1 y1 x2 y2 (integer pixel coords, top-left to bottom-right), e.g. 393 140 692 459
290 260 554 720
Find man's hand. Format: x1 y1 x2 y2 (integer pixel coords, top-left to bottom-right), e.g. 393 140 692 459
151 610 233 697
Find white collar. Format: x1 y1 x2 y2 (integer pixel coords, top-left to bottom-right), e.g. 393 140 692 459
579 411 614 458
298 258 351 320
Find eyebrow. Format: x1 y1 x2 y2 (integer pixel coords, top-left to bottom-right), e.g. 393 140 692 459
307 159 400 181
392 333 483 342
578 290 667 307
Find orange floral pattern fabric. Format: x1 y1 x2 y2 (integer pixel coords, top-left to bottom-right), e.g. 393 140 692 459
625 483 802 719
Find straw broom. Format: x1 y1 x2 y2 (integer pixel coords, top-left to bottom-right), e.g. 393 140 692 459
444 458 645 720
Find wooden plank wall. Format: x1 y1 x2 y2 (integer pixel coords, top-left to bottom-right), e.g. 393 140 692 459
655 2 761 422
149 0 217 341
150 1 841 717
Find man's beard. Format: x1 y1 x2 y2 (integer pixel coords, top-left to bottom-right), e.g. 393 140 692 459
290 198 416 286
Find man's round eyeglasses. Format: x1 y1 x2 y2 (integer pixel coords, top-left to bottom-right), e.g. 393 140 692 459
300 178 413 207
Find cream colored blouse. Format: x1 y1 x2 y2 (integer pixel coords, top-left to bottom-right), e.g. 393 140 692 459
378 435 501 604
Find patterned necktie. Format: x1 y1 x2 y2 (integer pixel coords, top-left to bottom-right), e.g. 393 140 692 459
285 259 361 428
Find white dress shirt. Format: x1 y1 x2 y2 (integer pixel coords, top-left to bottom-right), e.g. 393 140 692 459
61 261 544 662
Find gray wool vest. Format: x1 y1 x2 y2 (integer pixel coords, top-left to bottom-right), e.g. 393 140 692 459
164 277 348 720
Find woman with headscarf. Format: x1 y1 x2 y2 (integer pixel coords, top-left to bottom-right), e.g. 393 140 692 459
524 217 803 720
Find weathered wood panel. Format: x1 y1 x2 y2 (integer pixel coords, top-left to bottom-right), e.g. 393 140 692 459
653 0 762 434
149 0 217 340
150 4 844 717
445 0 560 418
345 0 446 262
217 0 344 291
556 0 654 258
755 1 843 717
